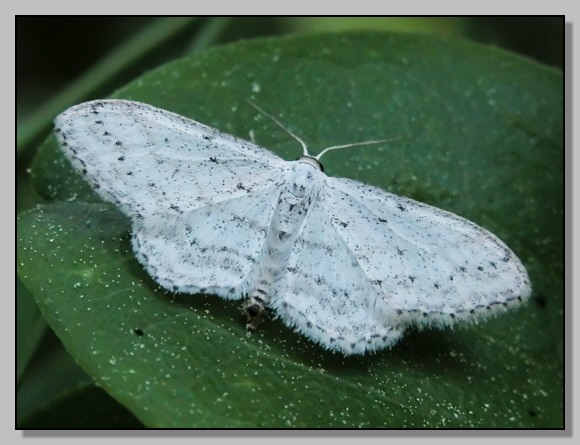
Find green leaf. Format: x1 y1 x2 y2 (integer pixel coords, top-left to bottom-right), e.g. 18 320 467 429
18 383 143 429
16 278 47 382
16 328 94 424
19 31 562 427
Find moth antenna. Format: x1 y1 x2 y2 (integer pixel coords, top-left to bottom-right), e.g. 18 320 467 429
246 100 310 156
315 137 402 161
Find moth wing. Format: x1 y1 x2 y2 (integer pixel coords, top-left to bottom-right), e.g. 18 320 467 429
55 99 285 218
270 176 531 355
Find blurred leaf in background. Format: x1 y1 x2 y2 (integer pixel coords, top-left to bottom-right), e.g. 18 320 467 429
16 17 563 428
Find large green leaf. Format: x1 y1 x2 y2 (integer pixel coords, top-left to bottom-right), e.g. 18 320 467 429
18 31 562 427
18 383 144 429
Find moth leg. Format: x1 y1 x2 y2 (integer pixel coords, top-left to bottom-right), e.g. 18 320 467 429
241 295 268 330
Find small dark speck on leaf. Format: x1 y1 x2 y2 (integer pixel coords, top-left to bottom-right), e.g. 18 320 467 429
534 294 547 309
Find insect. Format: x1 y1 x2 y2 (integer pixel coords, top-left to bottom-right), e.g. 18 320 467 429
54 99 532 355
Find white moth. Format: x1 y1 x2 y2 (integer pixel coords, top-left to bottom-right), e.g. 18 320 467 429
54 99 532 355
